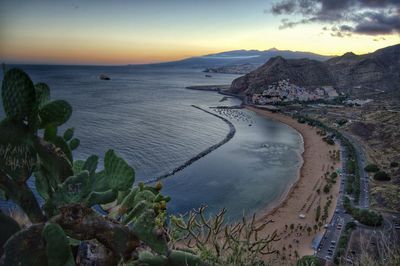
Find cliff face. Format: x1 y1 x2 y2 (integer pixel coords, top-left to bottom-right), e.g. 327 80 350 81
230 44 400 96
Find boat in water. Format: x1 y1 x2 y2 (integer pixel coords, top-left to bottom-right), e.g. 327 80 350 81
99 74 110 80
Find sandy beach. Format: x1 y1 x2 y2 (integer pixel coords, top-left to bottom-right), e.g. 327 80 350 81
247 106 341 264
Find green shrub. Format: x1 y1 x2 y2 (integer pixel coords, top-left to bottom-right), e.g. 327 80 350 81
390 162 399 168
323 184 331 194
374 171 390 181
297 255 321 266
364 164 380 172
322 136 335 145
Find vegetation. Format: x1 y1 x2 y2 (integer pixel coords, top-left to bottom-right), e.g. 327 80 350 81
354 230 400 265
333 222 357 265
297 255 321 266
336 119 348 126
374 171 391 181
169 206 280 266
390 162 399 168
343 197 383 226
322 136 335 145
364 164 380 172
315 205 321 222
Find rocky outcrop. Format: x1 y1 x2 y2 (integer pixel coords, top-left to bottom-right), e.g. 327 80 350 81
230 44 400 96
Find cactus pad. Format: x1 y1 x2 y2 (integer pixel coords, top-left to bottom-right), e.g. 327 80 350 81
34 82 50 108
1 68 36 121
105 149 135 191
39 100 72 128
0 119 37 182
42 223 75 266
63 128 74 142
69 138 80 150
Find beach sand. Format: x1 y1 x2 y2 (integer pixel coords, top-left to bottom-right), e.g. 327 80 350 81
247 106 341 264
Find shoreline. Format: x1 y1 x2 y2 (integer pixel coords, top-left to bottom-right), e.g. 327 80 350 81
246 105 341 259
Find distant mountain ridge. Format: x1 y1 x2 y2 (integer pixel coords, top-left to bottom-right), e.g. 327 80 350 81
230 44 400 97
137 48 333 70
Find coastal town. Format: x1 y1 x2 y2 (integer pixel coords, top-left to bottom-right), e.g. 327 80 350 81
251 79 339 105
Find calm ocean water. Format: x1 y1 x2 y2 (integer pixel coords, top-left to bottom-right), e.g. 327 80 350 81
0 65 303 219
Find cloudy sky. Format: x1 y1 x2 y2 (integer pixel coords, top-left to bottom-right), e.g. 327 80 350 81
0 0 399 65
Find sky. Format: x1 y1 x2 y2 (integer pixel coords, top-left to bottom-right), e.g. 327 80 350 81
0 0 399 65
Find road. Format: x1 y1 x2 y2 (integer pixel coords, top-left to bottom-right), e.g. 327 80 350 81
316 134 399 263
343 133 370 209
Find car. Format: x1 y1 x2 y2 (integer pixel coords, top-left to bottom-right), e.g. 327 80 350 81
331 240 336 244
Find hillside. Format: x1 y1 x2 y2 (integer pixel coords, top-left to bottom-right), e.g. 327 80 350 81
230 44 400 97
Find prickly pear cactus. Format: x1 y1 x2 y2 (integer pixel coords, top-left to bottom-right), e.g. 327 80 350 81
63 128 74 142
42 223 75 266
1 68 36 121
69 138 80 150
39 100 72 128
0 119 37 183
104 149 135 191
34 82 50 108
47 149 135 210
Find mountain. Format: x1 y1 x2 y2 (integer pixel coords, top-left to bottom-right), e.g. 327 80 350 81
325 45 400 92
137 48 332 69
230 44 400 97
230 56 333 94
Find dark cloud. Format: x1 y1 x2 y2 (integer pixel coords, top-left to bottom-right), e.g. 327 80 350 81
271 0 296 14
353 11 400 35
269 0 400 36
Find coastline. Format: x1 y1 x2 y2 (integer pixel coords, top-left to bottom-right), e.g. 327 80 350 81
246 105 341 260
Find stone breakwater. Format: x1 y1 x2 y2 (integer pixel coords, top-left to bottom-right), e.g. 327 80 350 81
145 105 236 184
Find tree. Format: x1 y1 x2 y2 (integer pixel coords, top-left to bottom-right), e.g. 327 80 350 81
307 226 312 235
315 205 321 222
390 162 399 168
297 255 321 266
364 164 380 172
374 171 390 181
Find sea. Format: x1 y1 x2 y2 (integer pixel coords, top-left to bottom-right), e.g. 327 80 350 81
0 65 303 220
